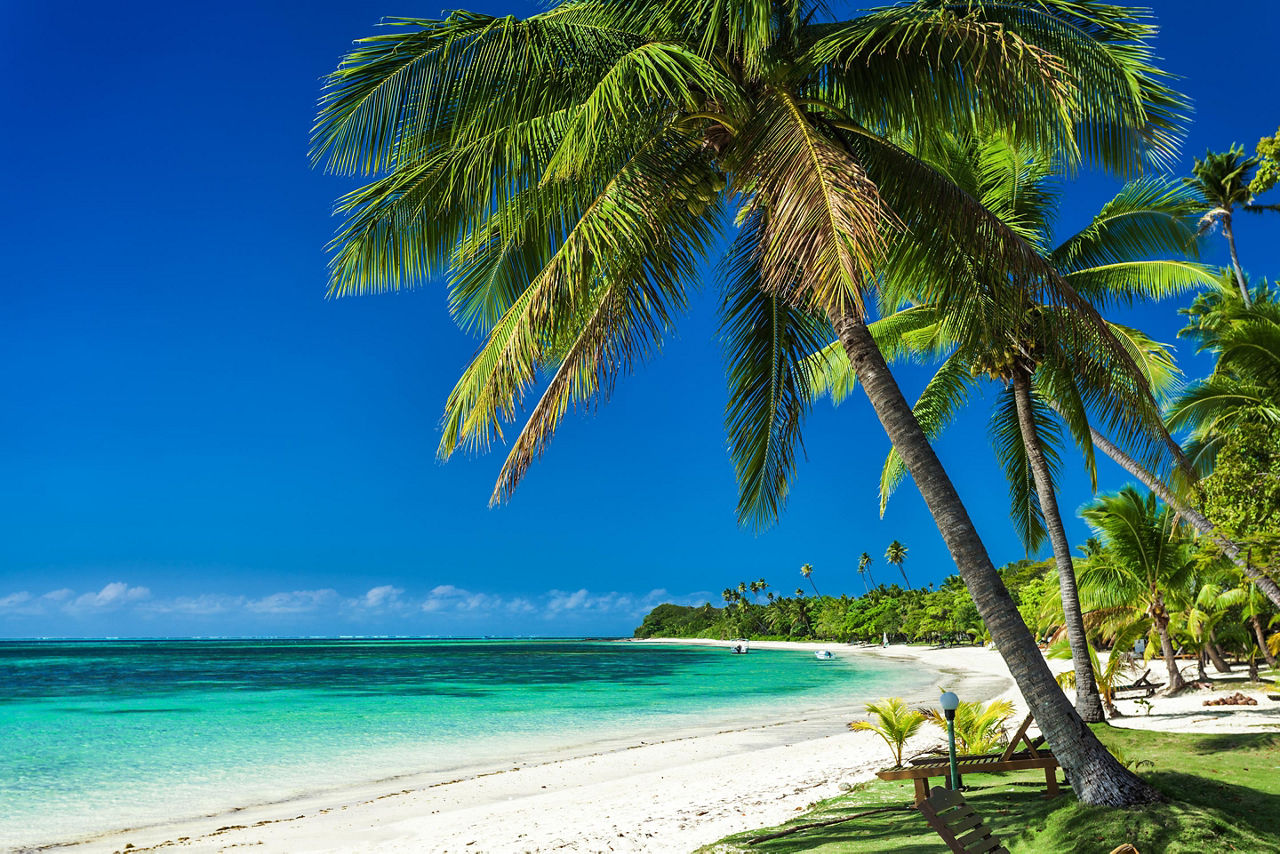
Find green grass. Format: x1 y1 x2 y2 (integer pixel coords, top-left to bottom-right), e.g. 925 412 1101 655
698 726 1280 853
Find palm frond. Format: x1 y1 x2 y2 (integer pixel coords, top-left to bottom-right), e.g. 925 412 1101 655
722 210 835 529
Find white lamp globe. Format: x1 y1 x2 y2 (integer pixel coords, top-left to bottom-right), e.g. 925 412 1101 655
940 691 960 711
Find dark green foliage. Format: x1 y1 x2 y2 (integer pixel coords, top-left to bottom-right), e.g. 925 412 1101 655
632 603 721 638
633 560 1053 642
1200 424 1280 579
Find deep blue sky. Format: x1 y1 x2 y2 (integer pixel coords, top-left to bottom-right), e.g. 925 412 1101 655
2 1 1277 637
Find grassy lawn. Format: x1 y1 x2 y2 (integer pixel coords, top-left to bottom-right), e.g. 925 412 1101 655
699 726 1280 853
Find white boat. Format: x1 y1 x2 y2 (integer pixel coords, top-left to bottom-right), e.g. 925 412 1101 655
814 649 834 660
730 639 750 654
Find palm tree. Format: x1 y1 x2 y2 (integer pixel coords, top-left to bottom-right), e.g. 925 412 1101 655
1080 487 1198 694
884 540 910 589
800 563 820 597
1170 278 1280 472
924 698 1015 754
856 552 873 593
1184 147 1280 305
812 143 1211 723
850 697 926 768
315 0 1178 805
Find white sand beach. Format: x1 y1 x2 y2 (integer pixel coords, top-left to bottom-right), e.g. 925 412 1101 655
45 640 1279 854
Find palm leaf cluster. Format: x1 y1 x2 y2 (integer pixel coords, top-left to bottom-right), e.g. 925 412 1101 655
804 142 1213 552
312 0 1185 521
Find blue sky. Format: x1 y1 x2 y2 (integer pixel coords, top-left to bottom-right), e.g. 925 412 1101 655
2 1 1278 637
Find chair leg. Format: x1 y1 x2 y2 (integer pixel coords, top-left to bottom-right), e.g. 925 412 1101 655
914 777 929 805
1045 766 1060 798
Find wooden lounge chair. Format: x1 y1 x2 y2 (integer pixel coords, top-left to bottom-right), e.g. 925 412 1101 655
918 786 1009 854
876 714 1060 805
1113 669 1162 699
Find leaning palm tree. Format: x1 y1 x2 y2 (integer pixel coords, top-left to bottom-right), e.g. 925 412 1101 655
315 0 1180 804
800 563 820 597
810 137 1210 722
1184 147 1280 305
884 540 910 589
1080 487 1198 694
857 551 874 593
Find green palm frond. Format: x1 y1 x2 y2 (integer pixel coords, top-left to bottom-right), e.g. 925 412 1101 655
803 306 946 406
438 133 717 465
879 350 975 514
991 382 1062 553
1052 178 1205 278
849 697 926 768
1064 260 1217 308
722 210 834 529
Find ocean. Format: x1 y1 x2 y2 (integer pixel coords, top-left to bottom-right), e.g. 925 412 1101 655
0 638 930 849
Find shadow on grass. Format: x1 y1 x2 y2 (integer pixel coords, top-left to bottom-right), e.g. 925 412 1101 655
1183 731 1280 754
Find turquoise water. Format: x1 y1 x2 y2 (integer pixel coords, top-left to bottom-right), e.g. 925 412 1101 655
0 638 929 848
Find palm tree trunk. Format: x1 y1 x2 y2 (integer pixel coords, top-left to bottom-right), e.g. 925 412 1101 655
830 310 1158 806
1151 595 1186 694
1252 614 1278 669
1012 371 1107 723
1206 630 1232 673
1222 214 1252 306
1087 427 1280 611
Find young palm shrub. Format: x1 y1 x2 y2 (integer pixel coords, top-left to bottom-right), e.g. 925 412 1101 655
1080 487 1198 694
849 698 926 768
316 0 1179 805
1050 620 1149 717
923 699 1015 754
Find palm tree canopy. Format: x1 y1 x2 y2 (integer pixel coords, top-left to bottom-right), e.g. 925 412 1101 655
313 0 1187 524
1169 278 1280 474
1078 485 1197 613
1185 146 1259 213
804 136 1211 549
885 540 907 564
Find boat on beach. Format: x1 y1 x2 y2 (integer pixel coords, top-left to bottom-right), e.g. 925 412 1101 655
730 639 750 654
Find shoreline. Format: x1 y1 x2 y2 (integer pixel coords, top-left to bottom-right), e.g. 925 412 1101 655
37 641 1015 854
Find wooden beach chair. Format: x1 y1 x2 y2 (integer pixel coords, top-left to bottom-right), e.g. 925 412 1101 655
918 786 1009 854
876 714 1060 805
1113 669 1162 699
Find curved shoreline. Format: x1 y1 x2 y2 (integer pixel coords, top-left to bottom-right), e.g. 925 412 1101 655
37 642 1016 854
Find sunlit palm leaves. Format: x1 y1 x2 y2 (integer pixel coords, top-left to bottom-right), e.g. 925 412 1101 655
314 0 1189 518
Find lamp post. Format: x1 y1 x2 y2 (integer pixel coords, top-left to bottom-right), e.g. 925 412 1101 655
940 690 960 790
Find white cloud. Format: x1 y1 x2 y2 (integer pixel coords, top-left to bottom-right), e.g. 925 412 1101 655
140 594 246 616
245 589 339 614
360 585 403 609
66 582 150 614
0 580 707 626
0 591 33 611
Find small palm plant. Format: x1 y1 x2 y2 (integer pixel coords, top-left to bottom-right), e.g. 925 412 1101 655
849 697 926 768
924 699 1016 754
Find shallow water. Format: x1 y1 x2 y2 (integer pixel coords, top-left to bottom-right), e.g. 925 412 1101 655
0 638 930 848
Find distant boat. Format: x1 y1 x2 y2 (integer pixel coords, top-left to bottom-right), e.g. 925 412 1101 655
814 649 834 660
730 639 750 654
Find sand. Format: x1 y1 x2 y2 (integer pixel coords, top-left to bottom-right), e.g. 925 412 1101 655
42 640 1279 854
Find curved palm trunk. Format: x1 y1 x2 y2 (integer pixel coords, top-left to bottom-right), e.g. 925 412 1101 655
1012 371 1106 723
1206 630 1233 673
1151 593 1186 694
1222 214 1252 306
1087 428 1280 611
831 311 1158 806
1252 615 1278 669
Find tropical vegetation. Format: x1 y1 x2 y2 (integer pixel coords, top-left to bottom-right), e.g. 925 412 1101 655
315 0 1280 810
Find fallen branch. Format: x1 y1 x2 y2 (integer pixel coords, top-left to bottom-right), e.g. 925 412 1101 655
746 805 912 844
